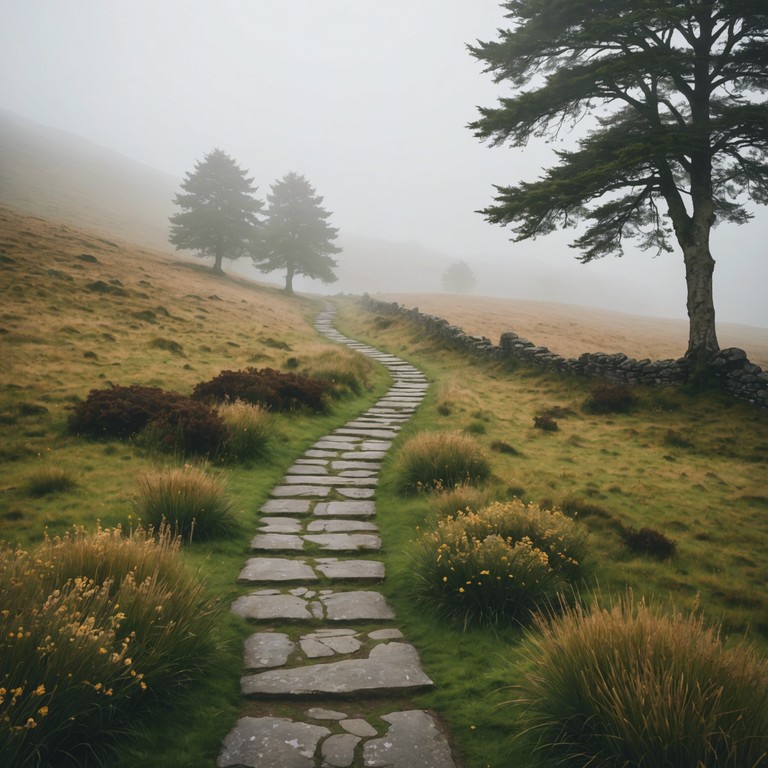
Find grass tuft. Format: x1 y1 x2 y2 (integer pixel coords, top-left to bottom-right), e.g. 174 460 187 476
218 400 275 462
24 465 79 497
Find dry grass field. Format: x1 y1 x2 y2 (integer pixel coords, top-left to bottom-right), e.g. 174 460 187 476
377 292 768 369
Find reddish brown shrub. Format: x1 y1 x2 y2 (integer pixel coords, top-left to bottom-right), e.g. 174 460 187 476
192 367 330 412
583 381 637 414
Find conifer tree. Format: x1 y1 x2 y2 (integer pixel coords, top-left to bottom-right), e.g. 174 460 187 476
169 149 263 275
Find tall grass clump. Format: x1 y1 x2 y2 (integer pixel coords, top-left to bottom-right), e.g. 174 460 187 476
133 464 237 542
24 465 78 497
518 593 768 768
218 400 274 461
300 346 374 398
412 500 589 627
0 525 221 766
428 483 490 520
392 431 491 494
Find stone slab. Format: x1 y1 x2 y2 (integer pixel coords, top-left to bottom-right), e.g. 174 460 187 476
217 716 329 768
337 487 376 499
260 499 312 515
322 733 360 768
231 593 312 621
283 474 377 487
321 591 395 621
250 533 304 551
270 485 330 498
241 642 432 697
307 519 378 532
304 449 338 458
314 440 359 451
315 559 385 580
335 428 399 439
343 451 387 460
331 461 382 471
341 718 378 738
258 517 303 533
314 500 376 517
286 463 328 475
304 533 382 551
306 708 347 721
363 710 455 768
243 632 295 669
238 557 317 583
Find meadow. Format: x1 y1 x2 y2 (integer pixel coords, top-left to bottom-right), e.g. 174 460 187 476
2 203 768 766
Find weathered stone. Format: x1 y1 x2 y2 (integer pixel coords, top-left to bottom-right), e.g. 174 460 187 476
300 637 335 658
271 485 330 498
231 593 312 621
283 475 377 487
217 717 329 768
315 559 385 581
307 519 378 533
260 499 311 515
341 718 378 738
331 460 382 471
257 517 302 533
322 734 361 768
304 449 338 458
306 707 347 720
314 440 359 451
335 428 399 439
314 500 376 517
337 487 376 499
241 642 432 697
304 533 382 551
238 557 317 583
343 450 387 460
368 628 404 641
250 533 304 551
243 632 295 669
363 711 455 768
286 463 329 475
322 591 395 620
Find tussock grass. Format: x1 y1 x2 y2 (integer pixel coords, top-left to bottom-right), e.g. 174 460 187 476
133 464 238 542
392 431 491 494
218 400 274 461
519 593 768 767
413 500 589 626
299 344 375 397
0 524 221 766
24 465 78 497
428 483 491 519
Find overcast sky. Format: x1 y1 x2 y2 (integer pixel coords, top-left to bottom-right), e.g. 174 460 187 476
1 0 766 326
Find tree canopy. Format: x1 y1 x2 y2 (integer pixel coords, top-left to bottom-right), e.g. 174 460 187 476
469 1 768 363
255 172 340 294
442 260 476 294
169 149 263 275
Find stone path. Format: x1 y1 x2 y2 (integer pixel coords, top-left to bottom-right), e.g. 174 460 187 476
218 308 458 768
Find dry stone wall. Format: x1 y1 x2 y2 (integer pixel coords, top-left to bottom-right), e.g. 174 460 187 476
361 294 768 409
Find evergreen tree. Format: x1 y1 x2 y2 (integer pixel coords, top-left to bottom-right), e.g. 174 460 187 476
470 1 768 364
255 172 340 294
442 260 476 294
169 149 263 275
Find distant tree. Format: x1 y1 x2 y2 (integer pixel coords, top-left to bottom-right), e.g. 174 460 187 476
442 260 476 294
469 2 768 365
169 149 263 275
255 172 340 294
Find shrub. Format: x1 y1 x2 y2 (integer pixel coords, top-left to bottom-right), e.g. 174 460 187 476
621 525 677 559
518 593 768 767
428 483 491 520
412 500 588 626
192 367 330 412
0 525 220 766
218 400 274 461
583 380 637 414
490 440 520 455
392 432 491 494
133 464 237 541
137 399 227 458
533 414 559 431
300 346 374 398
24 465 78 497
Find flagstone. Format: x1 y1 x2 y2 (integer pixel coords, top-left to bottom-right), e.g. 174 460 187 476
238 557 317 583
250 533 304 551
315 559 385 580
304 533 381 551
243 632 295 669
260 499 312 515
270 485 330 497
314 500 376 517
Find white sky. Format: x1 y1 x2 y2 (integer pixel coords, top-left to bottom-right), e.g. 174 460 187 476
1 0 766 326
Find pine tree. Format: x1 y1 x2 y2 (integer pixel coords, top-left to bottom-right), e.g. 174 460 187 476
169 149 263 275
255 172 340 294
470 1 768 364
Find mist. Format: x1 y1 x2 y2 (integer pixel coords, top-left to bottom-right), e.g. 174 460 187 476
1 1 766 327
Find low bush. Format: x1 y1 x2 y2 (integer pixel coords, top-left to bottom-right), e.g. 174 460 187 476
137 399 227 458
583 380 637 414
621 525 677 559
299 346 374 398
412 499 589 626
24 465 78 497
392 431 491 494
518 593 768 767
490 440 521 455
133 464 237 542
0 524 220 766
533 414 559 432
192 367 330 412
218 400 274 461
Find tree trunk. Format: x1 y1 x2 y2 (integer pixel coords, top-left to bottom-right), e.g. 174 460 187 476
682 240 719 365
213 247 224 275
285 265 294 295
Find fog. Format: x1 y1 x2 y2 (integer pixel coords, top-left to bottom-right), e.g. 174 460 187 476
1 0 766 327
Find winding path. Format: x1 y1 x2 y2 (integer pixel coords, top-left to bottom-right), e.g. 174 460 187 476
217 308 458 768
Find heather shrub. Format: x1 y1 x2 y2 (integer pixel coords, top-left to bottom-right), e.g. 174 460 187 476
0 525 220 766
392 431 491 494
412 500 588 626
133 464 237 541
24 465 78 497
583 380 637 413
533 414 559 432
192 367 330 412
218 400 274 461
137 398 227 458
519 594 768 767
621 525 677 559
300 346 374 398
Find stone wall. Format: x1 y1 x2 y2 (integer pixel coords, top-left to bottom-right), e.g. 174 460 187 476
360 294 768 409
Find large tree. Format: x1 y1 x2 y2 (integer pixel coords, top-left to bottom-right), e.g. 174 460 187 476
169 148 263 275
442 260 477 294
255 172 340 294
469 1 768 364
